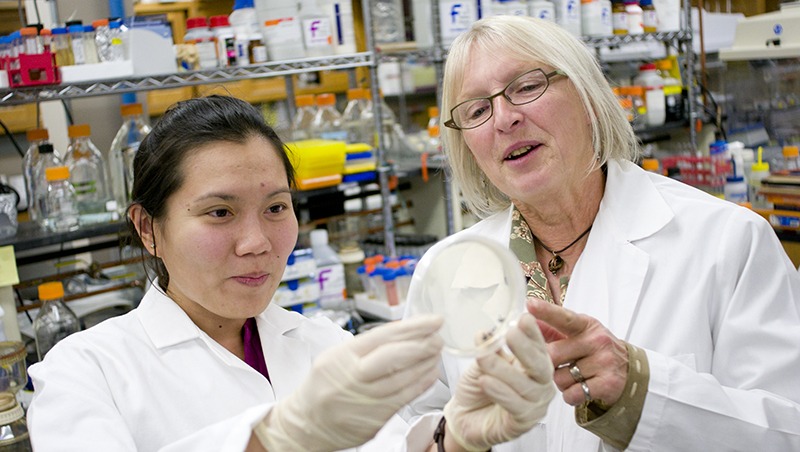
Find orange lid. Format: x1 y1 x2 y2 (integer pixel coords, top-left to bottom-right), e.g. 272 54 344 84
45 166 69 181
655 59 672 70
619 98 633 109
629 86 645 95
429 106 439 117
612 87 620 96
120 103 143 116
40 29 52 36
68 124 91 138
316 93 335 106
93 19 109 27
642 158 659 171
618 86 632 95
347 88 364 101
783 146 799 157
295 94 315 107
38 281 65 301
26 128 49 141
20 27 37 36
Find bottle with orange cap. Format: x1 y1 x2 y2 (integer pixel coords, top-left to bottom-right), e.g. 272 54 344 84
291 94 317 141
43 166 79 232
312 93 347 141
782 145 799 172
342 88 370 144
109 103 152 213
65 124 111 217
23 128 58 224
33 281 80 361
427 106 441 152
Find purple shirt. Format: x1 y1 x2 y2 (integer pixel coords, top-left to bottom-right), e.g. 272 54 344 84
243 317 270 382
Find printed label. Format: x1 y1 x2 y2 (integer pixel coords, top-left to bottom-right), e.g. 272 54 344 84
302 17 333 49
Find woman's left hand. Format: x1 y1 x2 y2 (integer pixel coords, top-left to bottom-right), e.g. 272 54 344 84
526 298 628 406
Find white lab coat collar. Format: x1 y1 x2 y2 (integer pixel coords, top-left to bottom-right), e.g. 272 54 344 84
135 283 312 400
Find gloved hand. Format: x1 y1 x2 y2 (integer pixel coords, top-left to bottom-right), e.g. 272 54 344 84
254 314 444 452
444 312 555 452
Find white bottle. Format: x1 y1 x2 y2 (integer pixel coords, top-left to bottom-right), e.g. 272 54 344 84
440 0 478 47
210 15 236 67
260 4 307 61
633 63 665 126
230 0 262 66
600 0 613 35
652 0 681 32
184 17 219 69
553 0 581 36
300 0 334 57
413 0 434 47
529 1 556 21
625 0 644 35
310 229 346 308
581 0 605 37
319 0 356 54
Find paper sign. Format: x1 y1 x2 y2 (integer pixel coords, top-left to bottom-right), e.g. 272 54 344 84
0 246 19 287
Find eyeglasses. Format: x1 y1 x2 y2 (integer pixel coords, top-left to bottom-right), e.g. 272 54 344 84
444 68 567 130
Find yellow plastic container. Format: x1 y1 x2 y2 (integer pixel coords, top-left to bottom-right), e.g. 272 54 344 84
286 139 346 190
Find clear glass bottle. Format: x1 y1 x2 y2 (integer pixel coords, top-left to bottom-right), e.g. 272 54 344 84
44 166 79 232
31 143 62 229
65 124 111 216
33 281 80 361
291 94 317 141
0 392 31 452
109 103 152 213
23 128 50 224
312 93 347 141
782 145 800 172
342 88 369 144
371 0 406 43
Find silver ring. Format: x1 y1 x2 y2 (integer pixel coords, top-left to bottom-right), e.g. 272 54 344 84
581 381 592 403
569 364 584 383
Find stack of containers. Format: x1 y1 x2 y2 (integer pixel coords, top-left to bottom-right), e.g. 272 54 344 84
343 143 377 183
287 139 346 189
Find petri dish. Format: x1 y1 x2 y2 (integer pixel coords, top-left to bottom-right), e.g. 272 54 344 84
409 235 526 357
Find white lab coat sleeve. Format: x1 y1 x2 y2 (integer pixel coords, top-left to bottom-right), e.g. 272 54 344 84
628 208 800 451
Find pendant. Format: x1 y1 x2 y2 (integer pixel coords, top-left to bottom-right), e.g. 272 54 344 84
548 254 564 275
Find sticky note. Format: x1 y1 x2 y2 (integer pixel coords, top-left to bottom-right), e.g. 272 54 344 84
0 246 19 287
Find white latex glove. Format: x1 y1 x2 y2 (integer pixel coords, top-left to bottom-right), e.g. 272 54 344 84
444 313 555 452
254 314 444 452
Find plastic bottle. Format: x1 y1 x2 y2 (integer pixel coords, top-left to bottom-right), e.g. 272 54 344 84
440 0 478 46
312 93 347 141
724 175 748 204
640 0 657 32
782 146 800 171
210 15 236 67
291 94 317 141
43 167 79 232
23 128 49 225
612 0 627 34
65 124 111 216
0 392 31 452
656 59 683 123
51 27 73 66
229 0 262 66
625 0 643 34
652 0 681 32
261 4 307 61
109 103 152 213
342 88 369 144
67 25 85 65
338 244 366 297
553 0 582 36
107 20 125 62
372 0 406 44
528 1 556 21
600 0 613 35
82 25 99 64
361 90 398 152
40 28 52 53
749 147 772 209
33 282 80 360
300 0 334 57
20 27 39 55
382 269 400 306
581 0 605 37
319 0 356 55
93 19 112 62
728 141 746 179
184 17 219 69
31 143 62 229
310 229 346 308
633 63 665 126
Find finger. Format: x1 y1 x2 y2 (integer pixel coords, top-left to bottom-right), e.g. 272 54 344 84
475 349 546 403
357 353 443 399
505 318 553 384
537 319 567 343
357 335 444 383
527 298 588 338
561 378 592 407
546 336 593 369
478 373 555 421
349 314 444 356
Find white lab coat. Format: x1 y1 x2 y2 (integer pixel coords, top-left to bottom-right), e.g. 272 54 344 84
27 285 430 452
402 159 800 451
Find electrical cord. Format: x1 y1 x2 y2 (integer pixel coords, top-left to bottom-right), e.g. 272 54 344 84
0 119 27 157
61 100 74 125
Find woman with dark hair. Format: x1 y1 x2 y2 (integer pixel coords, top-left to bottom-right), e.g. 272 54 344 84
25 95 450 452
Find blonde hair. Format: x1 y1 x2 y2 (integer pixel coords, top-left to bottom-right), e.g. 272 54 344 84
441 15 638 218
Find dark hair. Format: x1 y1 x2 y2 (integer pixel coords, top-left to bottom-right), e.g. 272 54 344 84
127 95 296 290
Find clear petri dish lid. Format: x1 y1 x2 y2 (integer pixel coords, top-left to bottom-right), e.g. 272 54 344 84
409 235 526 357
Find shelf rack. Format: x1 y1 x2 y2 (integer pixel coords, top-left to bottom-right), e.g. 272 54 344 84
0 53 373 105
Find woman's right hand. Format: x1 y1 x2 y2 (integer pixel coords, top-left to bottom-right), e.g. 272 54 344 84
253 314 444 452
443 313 555 452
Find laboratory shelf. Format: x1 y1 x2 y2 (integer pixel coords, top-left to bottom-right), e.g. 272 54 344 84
582 30 693 48
0 220 127 253
0 53 373 106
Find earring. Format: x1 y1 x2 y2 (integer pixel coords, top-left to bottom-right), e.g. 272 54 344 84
150 244 155 248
